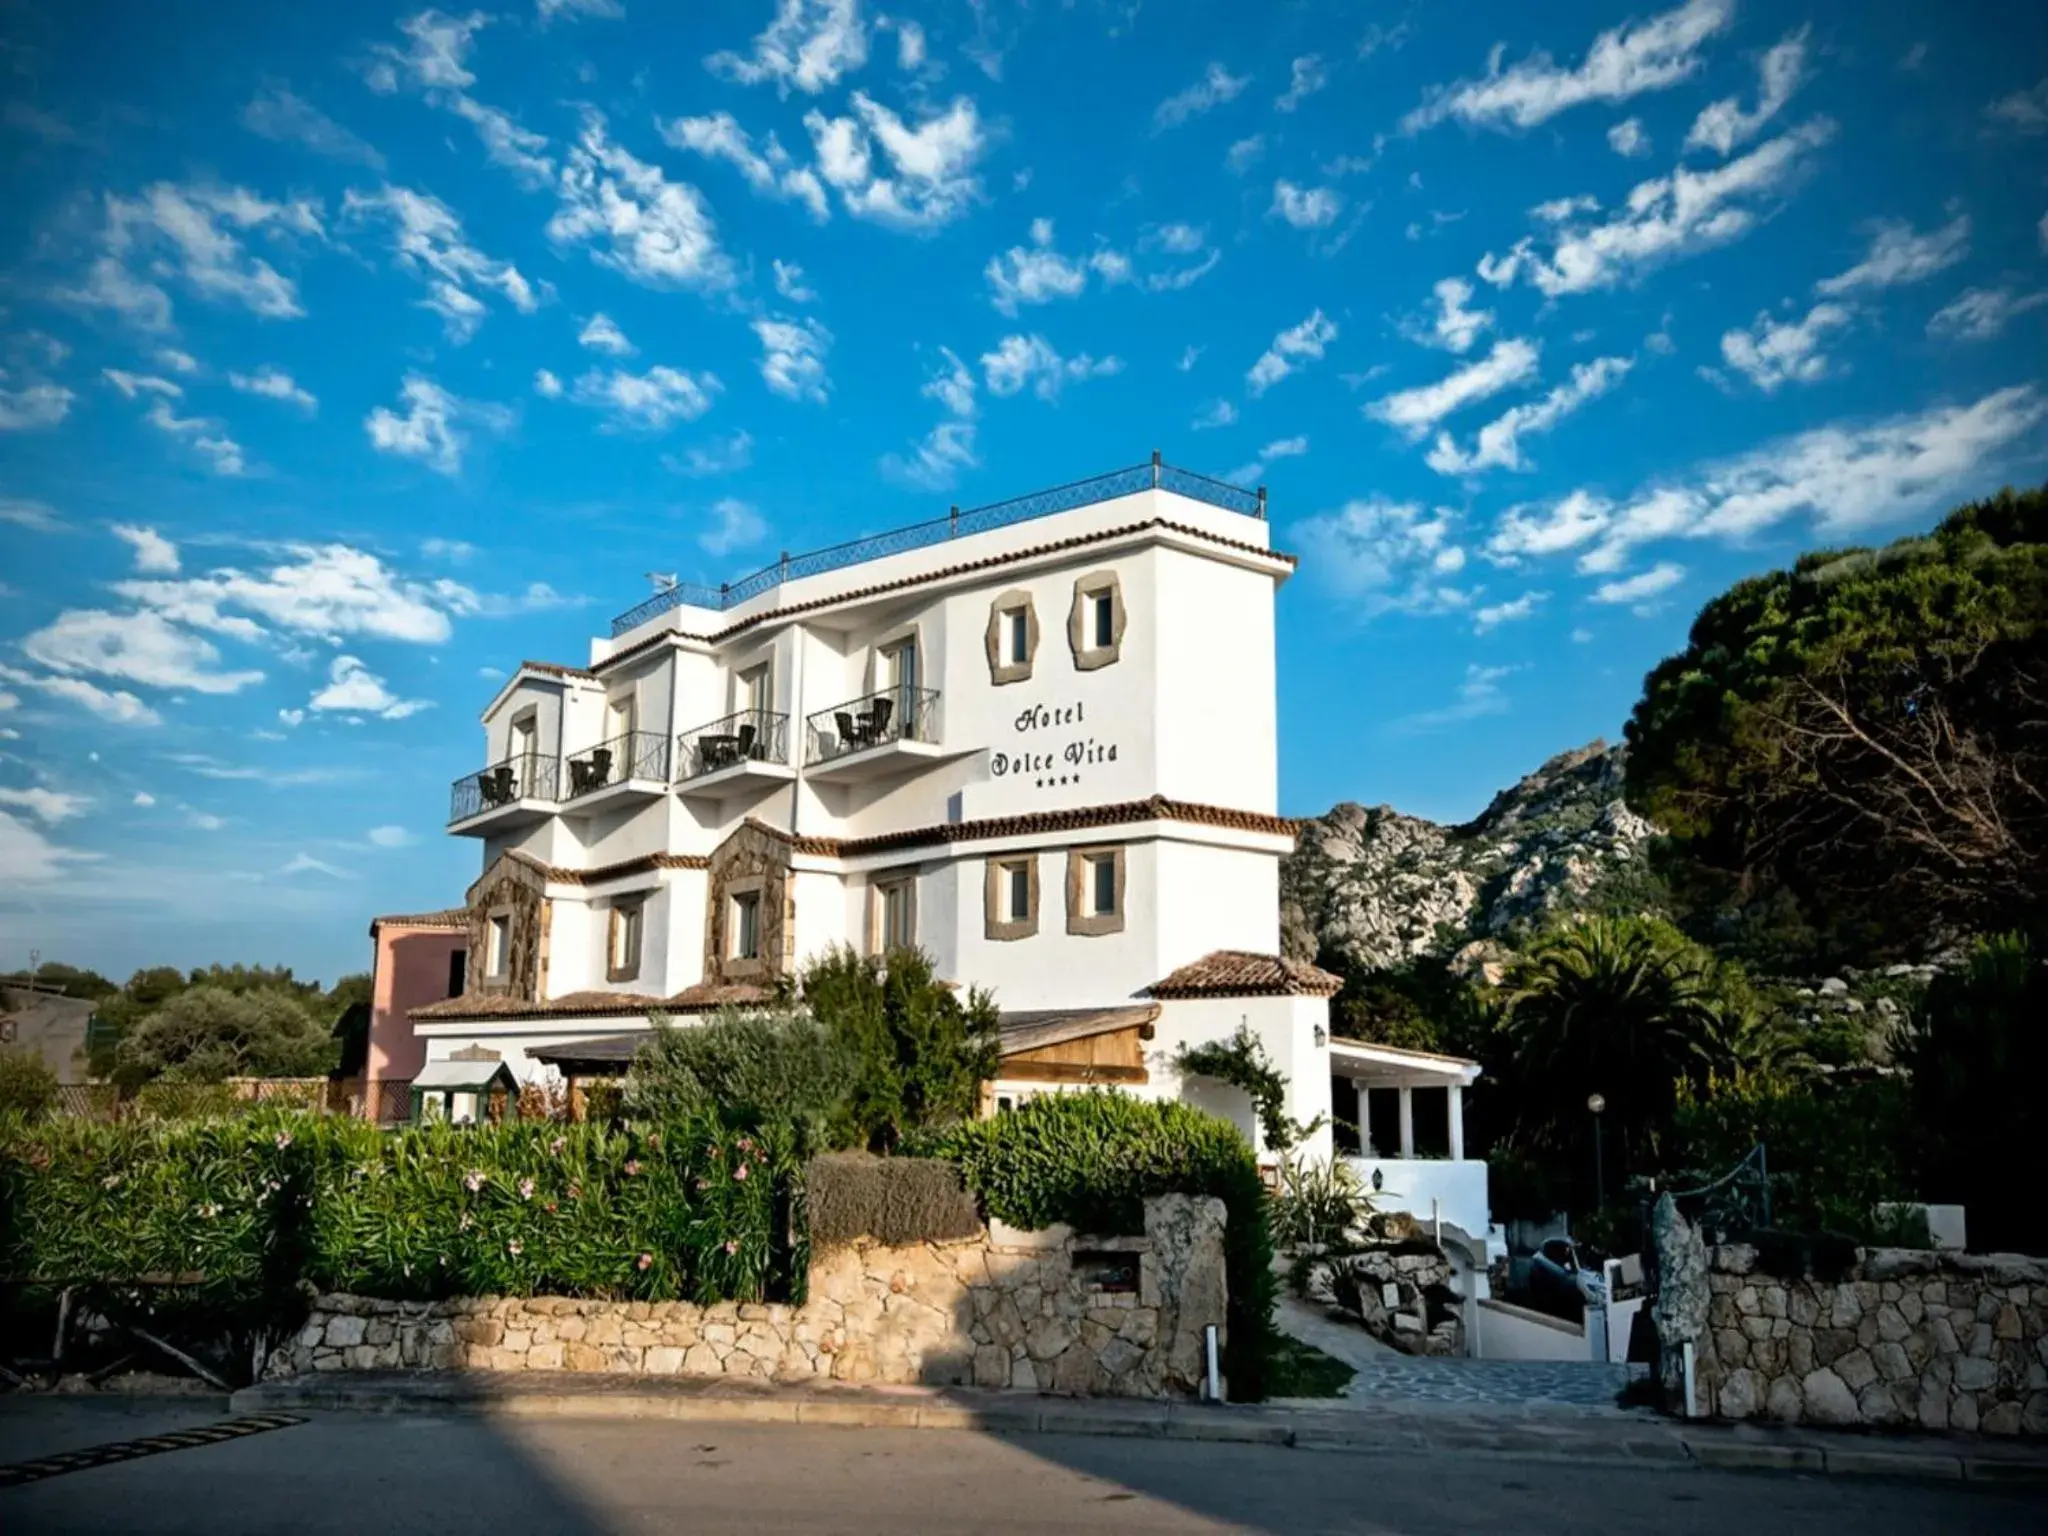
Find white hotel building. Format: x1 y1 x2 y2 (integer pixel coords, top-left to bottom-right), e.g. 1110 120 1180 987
399 456 1486 1232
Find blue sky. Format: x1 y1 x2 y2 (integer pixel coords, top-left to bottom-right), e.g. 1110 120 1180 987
3 0 2046 984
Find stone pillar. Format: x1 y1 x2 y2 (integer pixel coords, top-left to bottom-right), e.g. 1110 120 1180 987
1649 1192 1712 1414
1447 1085 1465 1161
1397 1087 1414 1158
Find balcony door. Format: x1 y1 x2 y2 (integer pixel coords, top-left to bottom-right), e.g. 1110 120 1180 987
879 638 917 738
509 711 539 795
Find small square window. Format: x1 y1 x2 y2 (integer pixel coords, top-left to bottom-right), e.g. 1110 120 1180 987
1005 608 1029 664
732 891 762 960
1091 591 1115 649
1089 854 1118 917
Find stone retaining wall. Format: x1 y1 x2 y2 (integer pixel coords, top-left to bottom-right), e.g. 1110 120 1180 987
1697 1244 2048 1435
270 1194 1227 1399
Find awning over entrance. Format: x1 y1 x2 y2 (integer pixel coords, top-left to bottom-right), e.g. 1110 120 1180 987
996 1003 1160 1085
1327 1037 1482 1087
413 1058 521 1092
528 1032 649 1076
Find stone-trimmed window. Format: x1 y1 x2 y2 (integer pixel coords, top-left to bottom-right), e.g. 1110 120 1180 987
1066 845 1126 936
703 824 791 986
725 878 769 975
985 855 1039 941
606 896 645 983
1067 570 1126 672
485 912 513 979
871 872 918 954
984 589 1039 685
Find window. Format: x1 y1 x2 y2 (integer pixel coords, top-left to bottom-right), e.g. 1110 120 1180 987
985 590 1038 685
445 948 467 999
1068 572 1125 671
874 875 916 953
736 661 771 717
984 855 1038 940
606 692 637 742
486 914 512 978
509 711 539 783
1065 846 1125 936
1006 609 1029 664
731 891 762 961
607 898 645 983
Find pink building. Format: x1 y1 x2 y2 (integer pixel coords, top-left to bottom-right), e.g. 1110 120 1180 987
364 911 468 1119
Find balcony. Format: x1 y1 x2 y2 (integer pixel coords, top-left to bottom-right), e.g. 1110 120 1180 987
558 731 672 817
804 687 947 782
676 709 796 801
448 754 560 834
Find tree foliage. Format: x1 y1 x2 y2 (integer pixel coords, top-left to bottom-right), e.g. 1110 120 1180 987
0 1047 60 1119
1624 484 2048 958
625 1007 850 1149
112 986 339 1088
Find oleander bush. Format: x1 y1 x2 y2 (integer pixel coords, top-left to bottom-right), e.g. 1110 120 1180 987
916 1091 1279 1401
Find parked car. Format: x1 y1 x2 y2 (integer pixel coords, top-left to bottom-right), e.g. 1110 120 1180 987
1527 1237 1606 1319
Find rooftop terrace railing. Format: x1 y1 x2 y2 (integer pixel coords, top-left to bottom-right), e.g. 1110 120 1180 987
609 451 1265 637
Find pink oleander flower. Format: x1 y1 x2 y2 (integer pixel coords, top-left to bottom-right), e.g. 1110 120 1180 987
197 1202 220 1219
549 1136 567 1156
517 1177 535 1201
637 1253 653 1271
645 1131 662 1150
507 1239 523 1257
733 1163 749 1182
459 1213 474 1231
463 1170 487 1193
101 1173 122 1190
722 1240 738 1256
274 1131 293 1150
544 1200 559 1215
623 1159 642 1177
567 1182 582 1200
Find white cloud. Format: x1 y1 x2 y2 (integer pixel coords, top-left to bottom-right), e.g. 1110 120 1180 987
706 0 867 95
1390 664 1516 733
1532 193 1601 223
1225 134 1266 174
1178 345 1204 371
1292 497 1470 614
0 786 91 824
699 497 768 556
1482 119 1835 296
21 608 263 694
343 185 538 342
188 810 227 831
1155 62 1250 131
881 347 978 491
1426 354 1633 474
550 113 734 289
365 374 507 474
0 809 97 882
534 368 564 398
142 399 248 476
577 312 635 355
1718 302 1851 390
0 498 62 531
1247 309 1338 396
1191 399 1237 430
367 823 416 847
229 366 317 411
282 852 349 877
279 707 305 726
420 537 475 562
241 83 384 169
155 348 199 375
803 92 986 231
364 11 553 187
754 315 832 402
1406 276 1493 353
1369 338 1540 436
1488 489 1619 561
921 346 978 419
1984 78 2048 135
1592 561 1685 604
1685 28 1808 156
1815 214 1970 296
1227 434 1309 486
113 524 180 574
101 369 182 400
0 381 76 430
1473 591 1546 631
67 182 320 329
572 365 722 431
133 791 156 806
773 259 816 302
1404 0 1731 133
1607 117 1651 156
0 663 162 726
985 219 1091 314
114 542 483 645
1270 180 1342 229
667 429 755 477
660 110 831 221
1275 55 1328 113
309 655 431 719
979 334 1122 400
1927 286 2048 342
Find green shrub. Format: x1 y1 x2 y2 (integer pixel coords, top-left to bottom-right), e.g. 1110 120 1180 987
805 1152 982 1247
1270 1155 1366 1253
916 1092 1278 1401
0 1048 59 1119
112 985 339 1089
626 1007 850 1148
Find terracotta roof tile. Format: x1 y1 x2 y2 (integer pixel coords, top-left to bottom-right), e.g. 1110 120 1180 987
1147 950 1343 1000
410 980 773 1023
368 908 467 934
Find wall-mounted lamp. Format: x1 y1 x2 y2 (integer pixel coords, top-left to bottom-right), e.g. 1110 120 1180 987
1313 1024 1327 1047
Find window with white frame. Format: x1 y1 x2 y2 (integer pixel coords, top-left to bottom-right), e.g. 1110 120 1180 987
1068 572 1125 671
984 855 1038 940
985 590 1039 685
486 913 512 978
874 874 916 953
731 890 762 961
607 898 645 982
1065 845 1125 936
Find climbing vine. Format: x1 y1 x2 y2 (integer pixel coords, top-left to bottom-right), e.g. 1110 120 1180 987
1177 1026 1321 1154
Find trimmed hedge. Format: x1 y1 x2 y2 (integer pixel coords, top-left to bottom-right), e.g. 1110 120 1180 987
805 1152 982 1247
916 1092 1279 1401
0 1108 804 1315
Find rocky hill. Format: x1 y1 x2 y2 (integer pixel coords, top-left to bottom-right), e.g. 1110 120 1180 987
1280 741 1660 976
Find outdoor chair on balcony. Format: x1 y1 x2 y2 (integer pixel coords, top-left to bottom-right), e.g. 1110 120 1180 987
735 722 757 760
567 759 591 795
699 734 738 772
835 710 860 752
865 695 895 741
586 747 613 788
479 765 516 807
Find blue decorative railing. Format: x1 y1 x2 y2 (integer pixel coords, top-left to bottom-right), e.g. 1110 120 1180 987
609 452 1266 637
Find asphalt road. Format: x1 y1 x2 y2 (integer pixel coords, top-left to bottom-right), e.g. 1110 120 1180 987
2 1398 2044 1535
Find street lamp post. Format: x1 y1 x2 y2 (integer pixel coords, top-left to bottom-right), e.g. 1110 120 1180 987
1587 1093 1607 1213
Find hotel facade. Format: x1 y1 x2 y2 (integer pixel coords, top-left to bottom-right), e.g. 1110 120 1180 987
372 456 1486 1232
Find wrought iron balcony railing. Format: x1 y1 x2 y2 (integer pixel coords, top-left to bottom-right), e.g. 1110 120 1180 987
449 754 560 823
564 731 671 798
677 708 791 780
805 688 940 766
609 452 1267 635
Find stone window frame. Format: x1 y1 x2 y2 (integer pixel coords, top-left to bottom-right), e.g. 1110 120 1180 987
984 589 1040 686
723 876 771 977
484 909 514 980
1065 844 1126 936
869 870 919 955
1067 570 1127 672
984 854 1040 941
605 895 646 983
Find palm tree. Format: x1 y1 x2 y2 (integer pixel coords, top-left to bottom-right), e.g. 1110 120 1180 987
1498 917 1735 1195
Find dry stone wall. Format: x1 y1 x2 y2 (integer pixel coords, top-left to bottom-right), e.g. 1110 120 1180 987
272 1194 1227 1399
1695 1245 2048 1435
